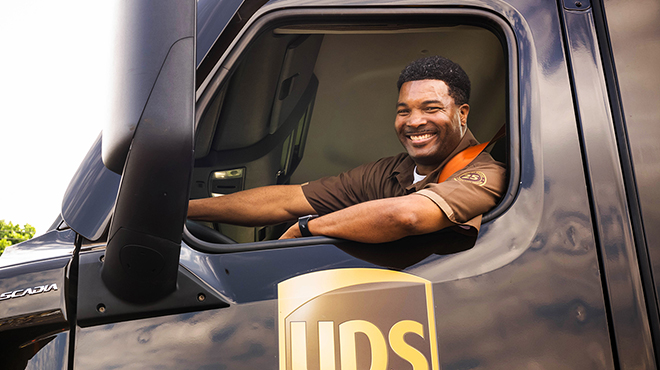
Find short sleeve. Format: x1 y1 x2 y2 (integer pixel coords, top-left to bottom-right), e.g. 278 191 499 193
414 152 506 231
301 170 367 215
301 154 409 215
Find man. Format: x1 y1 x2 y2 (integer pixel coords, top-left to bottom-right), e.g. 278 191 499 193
188 56 506 243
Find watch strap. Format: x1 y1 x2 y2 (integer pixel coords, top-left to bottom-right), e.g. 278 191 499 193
298 215 316 237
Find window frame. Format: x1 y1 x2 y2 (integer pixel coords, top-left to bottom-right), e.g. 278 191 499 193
189 7 520 251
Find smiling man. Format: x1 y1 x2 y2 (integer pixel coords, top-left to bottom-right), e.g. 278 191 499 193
188 56 506 243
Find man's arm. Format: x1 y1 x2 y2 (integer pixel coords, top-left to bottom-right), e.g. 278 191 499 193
279 194 452 243
188 185 317 226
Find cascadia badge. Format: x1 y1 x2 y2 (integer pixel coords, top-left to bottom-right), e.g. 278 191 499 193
278 268 439 370
0 283 58 301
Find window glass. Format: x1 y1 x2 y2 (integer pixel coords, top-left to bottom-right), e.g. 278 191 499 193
196 0 244 66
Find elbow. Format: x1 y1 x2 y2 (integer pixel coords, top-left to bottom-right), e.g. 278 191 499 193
387 196 450 236
390 207 426 236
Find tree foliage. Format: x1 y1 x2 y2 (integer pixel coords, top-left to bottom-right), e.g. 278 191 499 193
0 220 36 255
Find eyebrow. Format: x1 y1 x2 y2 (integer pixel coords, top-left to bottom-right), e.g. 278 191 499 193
396 100 444 107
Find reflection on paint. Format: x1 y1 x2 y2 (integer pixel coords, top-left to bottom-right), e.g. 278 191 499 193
75 303 278 370
25 332 68 370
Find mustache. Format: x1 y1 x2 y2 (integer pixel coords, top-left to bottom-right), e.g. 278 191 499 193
403 128 438 136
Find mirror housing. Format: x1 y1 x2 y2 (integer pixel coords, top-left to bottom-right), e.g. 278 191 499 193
101 0 195 303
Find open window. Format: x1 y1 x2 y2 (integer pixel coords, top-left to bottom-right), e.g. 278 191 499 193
190 10 514 245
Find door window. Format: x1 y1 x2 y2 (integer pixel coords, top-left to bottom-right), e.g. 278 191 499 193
191 11 513 244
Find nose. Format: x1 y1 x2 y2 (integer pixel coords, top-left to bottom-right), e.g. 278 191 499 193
407 109 426 128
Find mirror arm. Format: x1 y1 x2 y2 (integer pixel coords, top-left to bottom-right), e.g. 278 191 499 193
101 31 195 303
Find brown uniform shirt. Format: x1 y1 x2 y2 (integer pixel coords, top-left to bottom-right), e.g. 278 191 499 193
301 129 506 235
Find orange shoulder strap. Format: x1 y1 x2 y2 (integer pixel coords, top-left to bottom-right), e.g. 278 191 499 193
438 125 506 183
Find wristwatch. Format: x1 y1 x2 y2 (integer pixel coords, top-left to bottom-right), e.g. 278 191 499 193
298 215 317 237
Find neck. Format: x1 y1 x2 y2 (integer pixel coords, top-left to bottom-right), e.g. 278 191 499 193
415 164 436 176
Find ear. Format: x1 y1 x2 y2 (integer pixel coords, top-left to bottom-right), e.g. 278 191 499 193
458 104 470 126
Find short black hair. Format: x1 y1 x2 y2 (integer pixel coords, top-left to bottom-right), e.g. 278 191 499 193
397 56 471 105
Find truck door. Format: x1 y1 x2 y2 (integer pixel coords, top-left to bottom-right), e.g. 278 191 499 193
596 0 660 362
69 1 655 370
558 0 658 367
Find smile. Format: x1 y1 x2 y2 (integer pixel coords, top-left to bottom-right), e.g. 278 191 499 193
408 133 436 142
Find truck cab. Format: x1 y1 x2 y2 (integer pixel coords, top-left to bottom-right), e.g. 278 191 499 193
1 0 659 368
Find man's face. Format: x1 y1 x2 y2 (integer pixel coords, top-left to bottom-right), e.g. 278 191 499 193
395 79 469 174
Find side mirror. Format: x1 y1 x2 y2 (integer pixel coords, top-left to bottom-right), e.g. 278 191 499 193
101 0 195 303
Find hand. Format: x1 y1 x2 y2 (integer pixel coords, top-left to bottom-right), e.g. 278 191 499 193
279 222 302 240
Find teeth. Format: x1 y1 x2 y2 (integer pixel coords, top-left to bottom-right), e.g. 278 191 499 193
410 133 433 141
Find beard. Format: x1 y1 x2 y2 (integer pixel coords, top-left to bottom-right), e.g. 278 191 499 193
403 114 464 166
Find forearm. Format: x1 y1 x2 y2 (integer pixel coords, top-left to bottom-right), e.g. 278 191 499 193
188 185 315 226
283 194 452 243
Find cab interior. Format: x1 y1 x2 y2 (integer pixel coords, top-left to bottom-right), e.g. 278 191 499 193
190 21 507 243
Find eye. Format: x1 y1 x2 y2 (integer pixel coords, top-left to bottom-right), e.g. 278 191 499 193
397 108 410 116
425 106 441 113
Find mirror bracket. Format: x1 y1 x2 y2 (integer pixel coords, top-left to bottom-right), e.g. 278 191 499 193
101 0 195 304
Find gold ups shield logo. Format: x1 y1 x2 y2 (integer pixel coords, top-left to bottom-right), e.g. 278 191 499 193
278 268 439 370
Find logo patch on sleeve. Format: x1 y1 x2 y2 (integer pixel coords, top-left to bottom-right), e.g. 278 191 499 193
455 171 487 186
